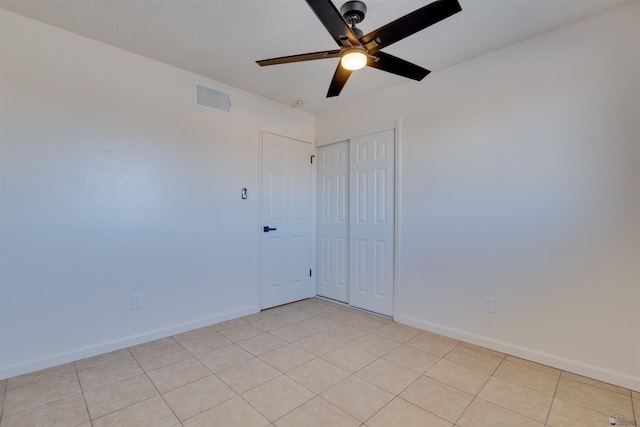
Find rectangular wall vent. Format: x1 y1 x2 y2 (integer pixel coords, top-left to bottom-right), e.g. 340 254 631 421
194 82 231 114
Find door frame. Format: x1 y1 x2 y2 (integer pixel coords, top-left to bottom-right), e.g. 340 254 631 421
314 119 401 318
258 130 316 310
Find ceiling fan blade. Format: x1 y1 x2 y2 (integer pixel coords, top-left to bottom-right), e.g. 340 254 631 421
327 64 352 97
305 0 361 47
367 51 430 81
360 0 462 53
257 50 341 66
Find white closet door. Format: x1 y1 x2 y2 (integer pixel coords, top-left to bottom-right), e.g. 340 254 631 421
349 129 394 316
261 132 312 309
317 141 349 303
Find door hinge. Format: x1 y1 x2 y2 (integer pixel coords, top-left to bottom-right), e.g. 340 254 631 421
310 155 315 164
309 269 312 277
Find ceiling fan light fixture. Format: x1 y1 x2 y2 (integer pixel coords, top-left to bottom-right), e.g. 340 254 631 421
341 49 367 70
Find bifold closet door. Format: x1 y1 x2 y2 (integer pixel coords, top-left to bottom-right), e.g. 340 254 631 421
317 141 349 303
349 129 395 316
316 130 394 315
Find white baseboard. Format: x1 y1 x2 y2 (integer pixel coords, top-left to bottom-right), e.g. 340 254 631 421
0 305 259 380
395 314 640 392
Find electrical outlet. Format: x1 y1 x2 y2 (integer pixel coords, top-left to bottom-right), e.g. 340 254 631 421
484 297 495 313
131 293 142 310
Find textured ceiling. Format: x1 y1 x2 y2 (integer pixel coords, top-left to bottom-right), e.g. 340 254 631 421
0 0 631 114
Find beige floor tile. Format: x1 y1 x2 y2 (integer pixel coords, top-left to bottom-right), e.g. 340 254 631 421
84 373 158 419
272 316 338 342
344 316 389 332
426 359 491 395
459 342 506 359
249 315 296 332
297 301 341 317
555 374 633 417
321 344 378 373
146 357 211 393
274 396 360 427
321 375 394 422
216 357 280 394
3 372 81 418
128 337 177 356
321 324 368 344
400 376 473 423
373 323 422 344
493 359 560 395
4 301 636 427
197 344 254 373
240 311 270 324
405 334 458 357
173 326 219 344
179 332 232 356
383 345 441 373
218 324 266 342
286 358 350 393
210 317 248 332
366 397 453 427
299 315 343 332
561 371 631 396
132 342 192 372
320 307 362 323
419 330 460 344
163 374 236 420
183 396 270 427
259 344 315 372
350 334 399 357
238 333 288 356
359 312 393 324
75 349 131 372
6 363 77 391
92 395 179 427
242 375 315 421
77 356 142 391
274 307 316 324
547 397 617 427
0 394 89 427
444 345 503 374
356 358 421 395
294 333 342 356
271 322 320 343
457 398 544 427
504 355 560 375
478 376 552 423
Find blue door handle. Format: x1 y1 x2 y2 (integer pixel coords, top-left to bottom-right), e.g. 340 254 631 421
263 226 277 232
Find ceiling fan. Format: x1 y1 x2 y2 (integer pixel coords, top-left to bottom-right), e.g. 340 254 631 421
256 0 462 97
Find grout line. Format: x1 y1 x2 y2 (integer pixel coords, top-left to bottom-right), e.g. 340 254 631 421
73 362 92 425
0 378 6 424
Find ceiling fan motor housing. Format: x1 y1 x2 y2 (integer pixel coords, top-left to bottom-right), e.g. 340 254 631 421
341 0 367 24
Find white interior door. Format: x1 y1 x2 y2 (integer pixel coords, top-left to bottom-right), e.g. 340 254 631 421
261 132 312 309
317 141 349 303
349 129 395 316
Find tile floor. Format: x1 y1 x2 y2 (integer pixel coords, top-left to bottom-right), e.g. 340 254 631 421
0 297 638 426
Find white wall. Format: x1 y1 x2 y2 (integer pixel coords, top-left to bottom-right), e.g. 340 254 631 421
316 3 639 390
0 9 314 379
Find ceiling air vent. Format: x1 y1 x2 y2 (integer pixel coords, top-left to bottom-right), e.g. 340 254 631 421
194 82 231 114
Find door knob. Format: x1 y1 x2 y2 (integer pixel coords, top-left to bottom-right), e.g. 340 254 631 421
263 226 277 232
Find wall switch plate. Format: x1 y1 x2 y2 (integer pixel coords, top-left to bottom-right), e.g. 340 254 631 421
484 297 495 313
132 294 142 310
